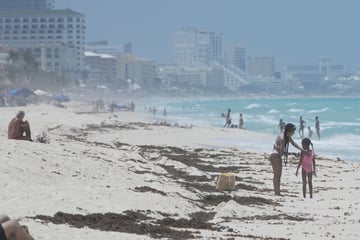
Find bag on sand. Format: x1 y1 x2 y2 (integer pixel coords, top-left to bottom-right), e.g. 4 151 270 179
215 173 235 191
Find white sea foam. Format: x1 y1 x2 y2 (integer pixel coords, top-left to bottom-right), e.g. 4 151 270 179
268 109 280 114
288 108 304 113
245 103 261 109
308 107 329 113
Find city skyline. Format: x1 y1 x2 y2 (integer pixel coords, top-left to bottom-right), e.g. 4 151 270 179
54 0 358 73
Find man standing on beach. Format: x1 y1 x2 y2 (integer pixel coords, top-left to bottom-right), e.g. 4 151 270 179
299 116 306 138
278 119 285 133
239 113 244 129
224 108 231 127
315 116 320 140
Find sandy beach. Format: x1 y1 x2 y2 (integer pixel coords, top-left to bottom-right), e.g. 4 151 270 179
1 102 359 239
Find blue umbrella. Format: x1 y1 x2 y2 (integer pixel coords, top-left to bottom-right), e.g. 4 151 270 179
53 94 70 102
8 88 35 98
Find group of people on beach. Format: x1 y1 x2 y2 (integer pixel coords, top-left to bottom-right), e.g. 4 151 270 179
280 116 320 140
222 108 244 129
270 123 316 198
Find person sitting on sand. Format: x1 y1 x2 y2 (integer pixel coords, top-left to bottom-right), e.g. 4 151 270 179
8 110 32 141
269 123 305 196
0 214 34 240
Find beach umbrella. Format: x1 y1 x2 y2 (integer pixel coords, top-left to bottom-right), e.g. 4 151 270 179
34 89 50 96
53 94 70 102
8 88 35 98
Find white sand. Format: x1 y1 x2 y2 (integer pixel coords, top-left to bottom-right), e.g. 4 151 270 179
1 102 359 239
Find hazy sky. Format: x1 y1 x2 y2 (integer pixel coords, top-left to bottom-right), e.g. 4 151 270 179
56 0 360 72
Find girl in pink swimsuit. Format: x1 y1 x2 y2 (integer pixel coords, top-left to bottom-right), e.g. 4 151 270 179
296 138 316 198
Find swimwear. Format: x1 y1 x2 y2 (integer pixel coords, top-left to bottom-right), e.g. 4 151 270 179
0 224 6 240
302 151 315 173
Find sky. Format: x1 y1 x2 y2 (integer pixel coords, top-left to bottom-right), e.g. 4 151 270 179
56 0 360 72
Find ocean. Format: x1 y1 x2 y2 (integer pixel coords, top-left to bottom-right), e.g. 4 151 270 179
140 97 360 162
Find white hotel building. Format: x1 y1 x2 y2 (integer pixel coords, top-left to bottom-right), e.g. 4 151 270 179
0 9 85 77
173 28 222 67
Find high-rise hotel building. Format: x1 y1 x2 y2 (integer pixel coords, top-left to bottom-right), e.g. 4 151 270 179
0 7 85 77
0 0 54 10
173 28 222 67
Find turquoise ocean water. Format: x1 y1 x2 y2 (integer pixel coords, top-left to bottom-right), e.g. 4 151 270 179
140 97 360 162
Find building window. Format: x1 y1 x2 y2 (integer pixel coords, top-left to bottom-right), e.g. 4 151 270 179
67 17 73 22
32 18 38 23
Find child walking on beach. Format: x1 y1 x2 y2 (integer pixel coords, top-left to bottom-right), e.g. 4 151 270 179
295 138 316 198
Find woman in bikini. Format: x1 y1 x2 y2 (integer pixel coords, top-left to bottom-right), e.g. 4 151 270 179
269 123 304 196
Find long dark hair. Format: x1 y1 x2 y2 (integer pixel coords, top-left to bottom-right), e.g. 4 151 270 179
283 123 296 165
302 137 313 150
